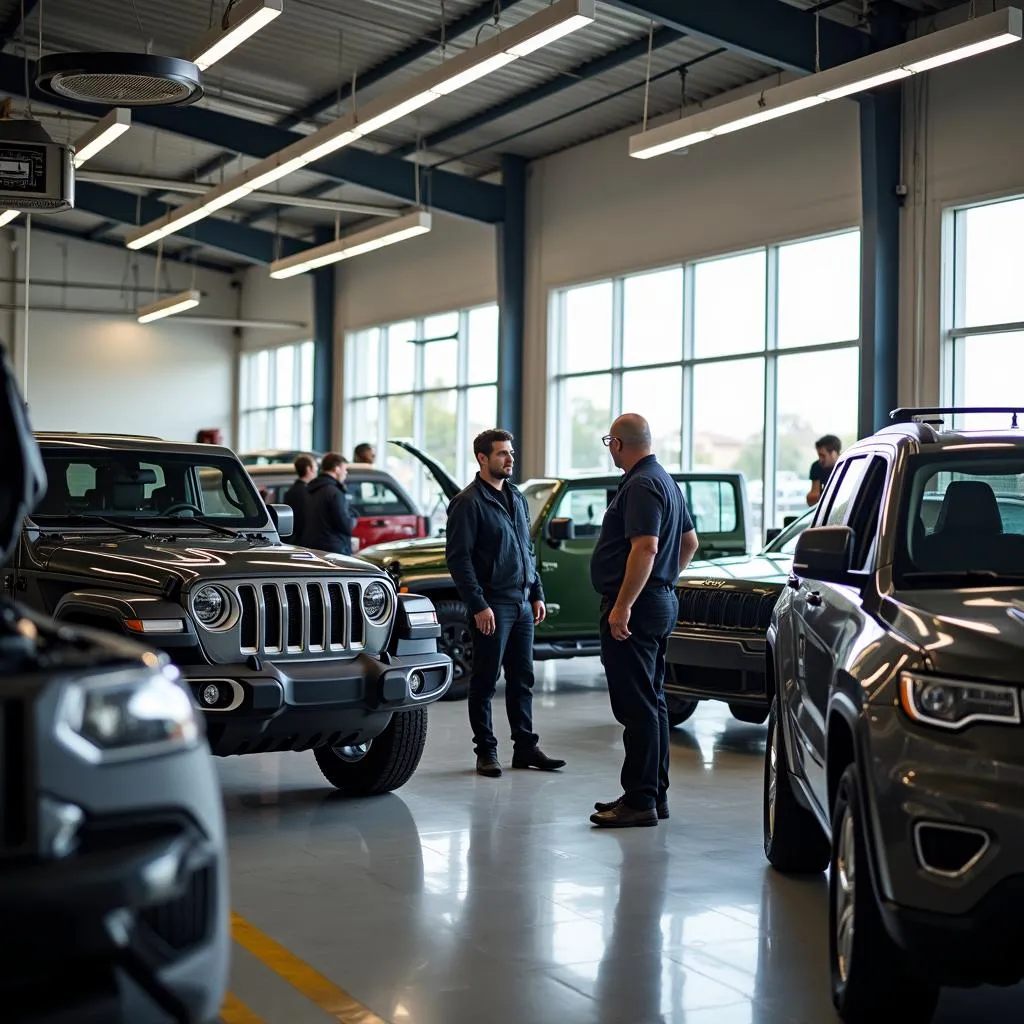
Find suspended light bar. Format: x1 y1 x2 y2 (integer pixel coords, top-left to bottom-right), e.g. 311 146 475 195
0 210 20 228
269 211 432 279
73 108 131 167
125 0 595 250
630 6 1022 159
189 0 283 71
137 288 201 324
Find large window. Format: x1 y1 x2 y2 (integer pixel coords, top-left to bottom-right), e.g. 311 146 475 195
548 230 861 535
239 341 314 453
344 304 498 508
944 195 1024 429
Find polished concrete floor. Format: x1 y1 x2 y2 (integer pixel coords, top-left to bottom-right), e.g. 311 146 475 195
218 661 1024 1024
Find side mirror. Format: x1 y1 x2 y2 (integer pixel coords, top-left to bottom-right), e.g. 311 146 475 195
793 526 853 582
783 515 798 528
268 503 294 539
547 517 576 543
765 527 782 544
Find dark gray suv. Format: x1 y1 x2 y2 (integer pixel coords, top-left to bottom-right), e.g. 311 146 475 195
765 406 1024 1023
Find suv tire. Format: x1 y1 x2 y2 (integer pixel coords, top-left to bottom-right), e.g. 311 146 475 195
763 701 830 873
667 696 698 727
314 708 428 796
730 702 769 725
435 600 473 701
829 763 939 1023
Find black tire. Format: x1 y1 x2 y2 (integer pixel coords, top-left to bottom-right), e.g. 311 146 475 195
435 600 473 701
829 763 940 1023
667 695 698 727
313 708 428 796
730 702 770 725
763 700 830 873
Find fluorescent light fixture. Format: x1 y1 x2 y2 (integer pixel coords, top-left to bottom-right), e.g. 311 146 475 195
137 289 201 324
125 0 595 249
0 209 20 227
269 211 432 279
630 6 1022 159
73 108 131 167
189 0 283 70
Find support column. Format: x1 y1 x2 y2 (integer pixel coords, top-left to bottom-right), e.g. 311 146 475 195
311 226 336 453
858 7 903 437
496 155 527 452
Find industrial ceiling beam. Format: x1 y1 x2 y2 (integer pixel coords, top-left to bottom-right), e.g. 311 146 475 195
0 0 39 48
73 182 306 265
0 52 506 226
389 25 685 159
601 0 867 73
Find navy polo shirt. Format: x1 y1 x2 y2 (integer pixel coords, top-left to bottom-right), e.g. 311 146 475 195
590 455 694 599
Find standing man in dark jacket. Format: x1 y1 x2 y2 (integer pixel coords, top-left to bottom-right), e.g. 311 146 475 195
589 414 699 828
445 429 565 777
282 453 317 546
304 453 356 556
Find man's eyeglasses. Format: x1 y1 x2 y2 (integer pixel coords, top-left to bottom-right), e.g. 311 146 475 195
601 435 619 447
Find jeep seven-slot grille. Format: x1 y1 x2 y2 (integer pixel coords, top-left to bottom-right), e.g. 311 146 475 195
677 587 780 631
236 580 364 655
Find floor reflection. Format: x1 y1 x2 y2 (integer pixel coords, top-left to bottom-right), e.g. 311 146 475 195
217 661 1024 1024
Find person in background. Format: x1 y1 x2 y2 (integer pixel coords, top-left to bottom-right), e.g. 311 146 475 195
195 428 224 445
445 428 565 778
282 454 317 546
304 453 355 556
806 434 842 506
353 443 376 465
589 413 699 828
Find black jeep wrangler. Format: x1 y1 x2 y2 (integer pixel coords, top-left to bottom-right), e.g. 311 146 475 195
0 348 229 1023
2 430 452 795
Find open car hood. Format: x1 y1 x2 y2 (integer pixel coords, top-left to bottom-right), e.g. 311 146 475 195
0 344 46 565
388 438 462 502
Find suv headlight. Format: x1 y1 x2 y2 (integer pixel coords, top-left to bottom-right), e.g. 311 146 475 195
899 672 1021 731
362 581 392 625
191 585 232 630
56 667 201 764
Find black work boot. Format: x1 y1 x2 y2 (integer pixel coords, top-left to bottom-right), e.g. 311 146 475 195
511 748 566 771
476 755 502 777
590 803 658 828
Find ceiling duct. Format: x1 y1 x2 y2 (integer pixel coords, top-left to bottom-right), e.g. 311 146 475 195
35 52 203 107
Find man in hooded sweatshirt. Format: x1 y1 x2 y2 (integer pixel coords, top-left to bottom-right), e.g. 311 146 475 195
304 452 356 556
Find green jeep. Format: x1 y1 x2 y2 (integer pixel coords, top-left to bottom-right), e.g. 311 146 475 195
361 442 751 699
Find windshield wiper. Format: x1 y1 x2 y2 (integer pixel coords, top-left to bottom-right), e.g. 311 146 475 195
57 514 154 538
152 515 240 539
902 570 1024 584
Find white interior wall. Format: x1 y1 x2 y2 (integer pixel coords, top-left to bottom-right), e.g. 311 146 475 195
239 265 312 352
8 226 240 444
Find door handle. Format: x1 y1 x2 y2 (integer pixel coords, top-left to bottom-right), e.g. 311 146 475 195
370 519 387 527
807 590 823 607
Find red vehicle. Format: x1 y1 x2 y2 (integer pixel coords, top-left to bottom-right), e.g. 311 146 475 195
243 441 441 552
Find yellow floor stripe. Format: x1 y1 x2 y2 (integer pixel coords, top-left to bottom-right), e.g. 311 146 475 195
220 991 268 1024
231 912 387 1024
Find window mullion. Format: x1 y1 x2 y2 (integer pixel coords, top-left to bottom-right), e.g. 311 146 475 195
763 245 780 539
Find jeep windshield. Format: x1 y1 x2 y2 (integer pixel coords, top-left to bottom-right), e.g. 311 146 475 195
520 479 558 530
895 451 1024 586
29 448 270 530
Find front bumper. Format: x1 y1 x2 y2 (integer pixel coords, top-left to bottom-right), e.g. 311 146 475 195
181 650 452 756
0 815 227 1022
862 705 1024 985
665 625 768 706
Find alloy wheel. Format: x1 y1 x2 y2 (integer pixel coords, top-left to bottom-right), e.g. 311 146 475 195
333 739 372 762
441 622 474 680
835 807 856 983
767 719 778 839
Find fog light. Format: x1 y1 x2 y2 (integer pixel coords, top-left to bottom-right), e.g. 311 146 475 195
202 683 220 706
409 671 425 694
39 796 84 858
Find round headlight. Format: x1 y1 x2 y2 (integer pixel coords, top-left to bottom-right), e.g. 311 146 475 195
363 582 390 623
192 586 228 628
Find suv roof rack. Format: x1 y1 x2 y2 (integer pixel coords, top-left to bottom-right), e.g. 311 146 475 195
889 406 1024 427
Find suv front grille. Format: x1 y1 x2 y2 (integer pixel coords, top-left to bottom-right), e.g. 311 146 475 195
677 587 780 631
234 579 366 656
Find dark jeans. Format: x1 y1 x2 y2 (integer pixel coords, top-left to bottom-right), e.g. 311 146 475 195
468 599 539 758
599 587 678 811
